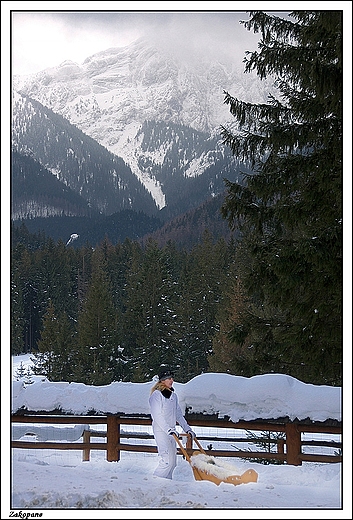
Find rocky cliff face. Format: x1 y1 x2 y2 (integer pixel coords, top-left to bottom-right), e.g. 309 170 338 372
14 37 266 133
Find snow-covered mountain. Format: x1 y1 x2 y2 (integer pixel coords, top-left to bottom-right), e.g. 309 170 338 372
13 37 271 136
13 37 274 216
11 92 158 219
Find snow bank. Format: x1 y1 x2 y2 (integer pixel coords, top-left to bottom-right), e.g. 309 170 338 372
12 372 341 423
12 424 87 441
177 373 341 422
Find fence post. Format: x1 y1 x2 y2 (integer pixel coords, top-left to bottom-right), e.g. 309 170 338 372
277 438 285 455
285 423 301 465
82 429 91 462
107 416 120 462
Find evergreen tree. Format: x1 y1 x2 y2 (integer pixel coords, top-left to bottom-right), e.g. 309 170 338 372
75 249 121 385
11 245 26 355
177 232 230 381
33 299 76 381
103 237 134 313
51 311 77 381
36 238 78 319
32 299 57 378
122 239 179 381
16 247 42 353
220 11 342 384
76 243 94 310
209 269 250 375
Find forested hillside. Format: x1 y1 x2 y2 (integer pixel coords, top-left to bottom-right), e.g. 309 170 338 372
11 218 340 386
11 151 95 219
11 224 237 384
12 94 158 217
12 193 235 251
13 210 164 248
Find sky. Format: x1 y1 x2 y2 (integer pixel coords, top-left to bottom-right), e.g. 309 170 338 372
4 2 350 77
6 354 349 516
9 5 265 77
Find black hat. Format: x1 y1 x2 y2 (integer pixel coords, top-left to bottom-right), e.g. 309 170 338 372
158 367 174 381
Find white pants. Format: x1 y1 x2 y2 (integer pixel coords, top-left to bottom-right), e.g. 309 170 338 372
153 427 177 479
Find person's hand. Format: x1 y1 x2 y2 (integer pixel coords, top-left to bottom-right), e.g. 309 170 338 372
187 429 196 439
167 428 180 439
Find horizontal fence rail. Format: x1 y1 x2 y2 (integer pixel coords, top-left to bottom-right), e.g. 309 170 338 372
11 413 342 466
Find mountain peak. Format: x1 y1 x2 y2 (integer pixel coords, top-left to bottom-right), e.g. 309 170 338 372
13 37 274 221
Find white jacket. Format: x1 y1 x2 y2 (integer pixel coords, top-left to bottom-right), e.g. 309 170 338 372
149 387 190 434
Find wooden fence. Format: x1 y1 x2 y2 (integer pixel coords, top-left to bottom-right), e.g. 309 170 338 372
11 413 342 466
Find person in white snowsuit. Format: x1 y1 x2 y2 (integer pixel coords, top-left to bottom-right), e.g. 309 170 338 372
149 367 196 479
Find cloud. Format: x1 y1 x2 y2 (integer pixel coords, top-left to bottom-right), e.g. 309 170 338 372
11 12 139 74
145 12 260 65
11 10 261 76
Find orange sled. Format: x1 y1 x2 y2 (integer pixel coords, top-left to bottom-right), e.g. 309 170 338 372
173 434 258 486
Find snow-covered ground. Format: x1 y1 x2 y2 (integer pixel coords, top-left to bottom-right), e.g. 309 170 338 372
10 445 342 514
5 355 351 517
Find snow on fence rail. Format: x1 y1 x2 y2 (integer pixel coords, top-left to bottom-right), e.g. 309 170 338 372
11 413 342 466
